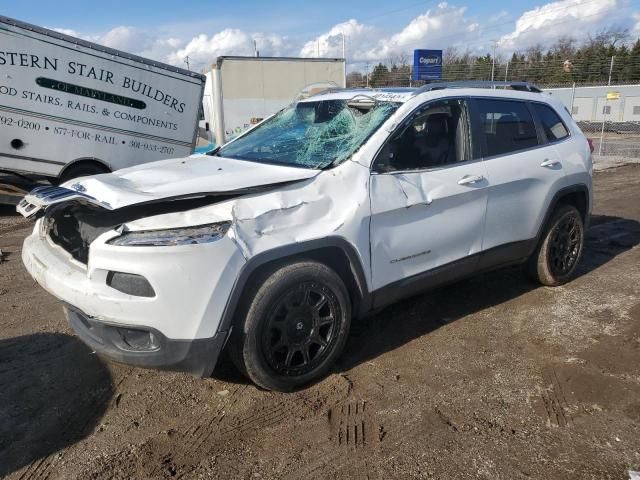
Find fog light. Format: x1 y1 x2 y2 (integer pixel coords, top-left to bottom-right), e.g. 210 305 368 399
115 327 159 351
107 271 155 297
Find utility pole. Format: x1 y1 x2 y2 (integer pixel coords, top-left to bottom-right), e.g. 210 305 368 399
317 39 320 58
342 33 347 87
184 56 191 71
490 40 497 84
598 55 615 156
253 39 258 57
365 62 370 88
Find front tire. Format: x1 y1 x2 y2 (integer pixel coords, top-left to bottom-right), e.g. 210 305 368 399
229 261 351 391
528 204 584 286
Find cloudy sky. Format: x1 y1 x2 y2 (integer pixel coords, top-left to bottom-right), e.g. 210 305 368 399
4 0 638 72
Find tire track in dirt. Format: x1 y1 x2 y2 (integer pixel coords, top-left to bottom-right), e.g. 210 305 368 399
281 394 384 480
0 222 30 237
183 385 247 454
329 399 371 449
539 366 573 428
171 375 354 478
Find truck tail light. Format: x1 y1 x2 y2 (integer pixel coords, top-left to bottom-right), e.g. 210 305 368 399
587 138 595 153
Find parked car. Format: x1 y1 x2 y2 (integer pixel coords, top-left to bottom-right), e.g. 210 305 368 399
18 82 593 391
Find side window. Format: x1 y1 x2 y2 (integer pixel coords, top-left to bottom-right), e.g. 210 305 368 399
474 99 539 157
376 98 473 171
532 103 569 142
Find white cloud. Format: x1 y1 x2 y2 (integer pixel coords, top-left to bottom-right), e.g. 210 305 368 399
632 11 640 36
165 29 291 67
299 4 484 71
499 0 618 49
365 3 481 60
300 19 377 59
100 26 147 51
50 0 640 73
51 27 81 37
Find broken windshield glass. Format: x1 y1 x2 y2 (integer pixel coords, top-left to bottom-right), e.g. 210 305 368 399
215 98 399 169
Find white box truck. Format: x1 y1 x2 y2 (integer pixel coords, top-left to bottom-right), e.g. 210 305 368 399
0 16 206 183
202 56 346 146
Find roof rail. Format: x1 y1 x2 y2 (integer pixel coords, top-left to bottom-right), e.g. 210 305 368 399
412 81 543 95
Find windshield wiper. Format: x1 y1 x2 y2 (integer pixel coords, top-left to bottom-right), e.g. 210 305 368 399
206 146 222 156
320 157 341 170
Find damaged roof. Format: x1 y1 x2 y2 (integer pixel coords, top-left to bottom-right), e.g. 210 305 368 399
303 88 416 103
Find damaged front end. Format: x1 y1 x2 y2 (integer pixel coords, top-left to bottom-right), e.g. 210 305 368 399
18 185 255 377
39 195 233 264
17 176 306 264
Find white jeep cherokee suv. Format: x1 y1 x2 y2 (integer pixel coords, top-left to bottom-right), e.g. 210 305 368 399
19 82 592 391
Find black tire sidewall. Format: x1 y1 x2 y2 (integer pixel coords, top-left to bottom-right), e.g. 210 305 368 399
235 261 351 391
535 205 584 286
59 164 109 184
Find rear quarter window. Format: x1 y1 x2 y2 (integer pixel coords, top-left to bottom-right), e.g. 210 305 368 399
532 103 570 142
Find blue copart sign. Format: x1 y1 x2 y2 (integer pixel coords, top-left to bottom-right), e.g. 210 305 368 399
413 49 442 81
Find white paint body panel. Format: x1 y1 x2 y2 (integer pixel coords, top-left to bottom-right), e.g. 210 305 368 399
369 163 488 290
481 145 568 250
64 154 320 209
0 16 204 177
20 86 593 347
22 222 245 339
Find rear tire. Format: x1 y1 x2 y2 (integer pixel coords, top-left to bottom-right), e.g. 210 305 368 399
58 162 110 185
229 261 351 391
528 204 584 286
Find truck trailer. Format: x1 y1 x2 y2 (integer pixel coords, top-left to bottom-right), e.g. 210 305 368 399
0 16 206 183
202 56 346 146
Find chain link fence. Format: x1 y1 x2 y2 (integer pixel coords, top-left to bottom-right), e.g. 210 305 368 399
346 56 640 165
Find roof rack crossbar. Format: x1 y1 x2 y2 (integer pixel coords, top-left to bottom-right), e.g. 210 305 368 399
412 81 543 94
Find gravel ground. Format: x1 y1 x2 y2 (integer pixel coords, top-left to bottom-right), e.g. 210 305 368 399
0 165 639 479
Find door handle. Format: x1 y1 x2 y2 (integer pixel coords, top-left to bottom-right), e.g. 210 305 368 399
457 174 484 185
540 158 560 168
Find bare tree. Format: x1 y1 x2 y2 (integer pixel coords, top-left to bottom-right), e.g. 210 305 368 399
588 26 630 48
444 46 459 64
550 36 577 59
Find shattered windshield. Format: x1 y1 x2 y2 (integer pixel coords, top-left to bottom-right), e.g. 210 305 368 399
215 98 399 169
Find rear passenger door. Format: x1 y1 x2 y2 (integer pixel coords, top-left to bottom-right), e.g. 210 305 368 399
471 97 568 254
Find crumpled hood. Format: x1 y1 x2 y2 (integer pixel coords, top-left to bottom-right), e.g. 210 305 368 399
62 154 320 210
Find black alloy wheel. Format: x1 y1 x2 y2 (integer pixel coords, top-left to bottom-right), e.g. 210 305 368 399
229 261 351 391
261 282 341 377
548 210 582 277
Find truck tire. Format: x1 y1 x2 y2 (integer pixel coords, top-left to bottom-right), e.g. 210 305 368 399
229 261 351 391
528 204 584 286
58 162 110 185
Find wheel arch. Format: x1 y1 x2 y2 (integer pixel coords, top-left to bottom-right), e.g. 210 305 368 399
59 157 112 179
218 238 372 338
537 183 590 242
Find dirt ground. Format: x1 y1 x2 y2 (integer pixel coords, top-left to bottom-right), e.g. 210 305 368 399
1 165 639 480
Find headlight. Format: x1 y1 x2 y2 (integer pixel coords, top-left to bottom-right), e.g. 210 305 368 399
107 222 231 247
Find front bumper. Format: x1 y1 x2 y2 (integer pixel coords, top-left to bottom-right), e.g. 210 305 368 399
22 221 245 340
65 306 225 377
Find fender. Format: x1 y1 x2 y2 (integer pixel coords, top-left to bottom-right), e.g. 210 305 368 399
215 236 372 337
535 183 590 243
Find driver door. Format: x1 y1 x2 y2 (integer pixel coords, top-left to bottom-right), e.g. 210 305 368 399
369 97 489 301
